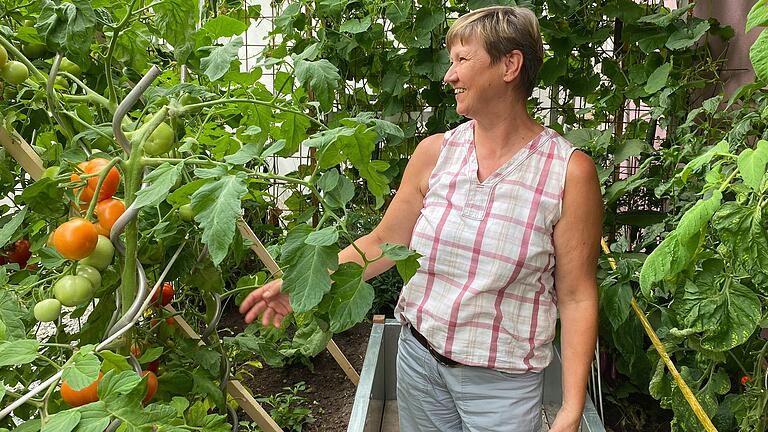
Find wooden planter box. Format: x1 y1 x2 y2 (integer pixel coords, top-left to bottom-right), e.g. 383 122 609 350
349 319 605 432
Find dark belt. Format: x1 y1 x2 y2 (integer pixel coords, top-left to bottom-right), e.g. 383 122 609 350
409 325 459 367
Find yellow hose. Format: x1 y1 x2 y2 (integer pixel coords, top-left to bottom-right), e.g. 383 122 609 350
600 238 718 432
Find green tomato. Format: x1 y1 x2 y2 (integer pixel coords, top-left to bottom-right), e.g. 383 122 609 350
21 43 48 60
0 45 7 68
76 264 102 290
1 61 29 85
179 94 203 113
178 204 196 222
34 299 62 322
143 122 176 156
53 275 93 307
59 57 81 76
80 235 114 271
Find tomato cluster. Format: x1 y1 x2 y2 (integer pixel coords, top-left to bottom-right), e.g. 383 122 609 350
0 45 29 85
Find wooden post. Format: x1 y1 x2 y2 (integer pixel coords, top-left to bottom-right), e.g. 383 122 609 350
237 220 361 385
5 136 283 431
0 125 44 180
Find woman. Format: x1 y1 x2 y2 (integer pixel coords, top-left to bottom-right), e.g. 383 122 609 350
240 6 602 432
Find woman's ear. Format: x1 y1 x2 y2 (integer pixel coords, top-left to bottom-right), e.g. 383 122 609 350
503 50 524 83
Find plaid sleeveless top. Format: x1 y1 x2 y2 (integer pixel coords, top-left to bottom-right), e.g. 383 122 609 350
395 120 576 373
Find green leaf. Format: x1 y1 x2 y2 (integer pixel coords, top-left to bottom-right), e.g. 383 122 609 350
293 58 341 112
666 20 710 50
327 263 374 332
746 0 768 32
280 225 338 312
37 0 96 63
112 23 151 72
98 370 141 402
0 339 39 366
305 227 339 246
98 350 132 373
133 163 183 209
749 29 768 83
676 190 722 240
19 178 66 217
674 278 761 351
74 402 111 432
224 143 260 165
261 140 286 158
0 292 26 341
203 15 248 38
649 358 668 400
200 37 244 82
191 348 221 377
42 409 81 432
737 140 768 190
613 139 649 164
340 17 371 34
338 126 390 207
324 174 355 209
154 0 198 63
637 4 693 27
713 202 768 287
639 232 698 296
293 316 332 357
191 175 248 266
276 112 311 156
680 141 729 183
0 208 26 248
644 62 672 94
62 347 101 391
599 281 633 329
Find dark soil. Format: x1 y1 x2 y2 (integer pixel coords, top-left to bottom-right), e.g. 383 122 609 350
219 306 371 432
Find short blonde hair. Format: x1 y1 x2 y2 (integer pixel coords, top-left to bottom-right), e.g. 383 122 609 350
446 6 544 97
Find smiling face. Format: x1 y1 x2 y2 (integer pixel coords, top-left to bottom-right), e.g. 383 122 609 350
444 37 520 120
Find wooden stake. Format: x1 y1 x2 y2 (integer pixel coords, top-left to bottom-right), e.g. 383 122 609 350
0 125 43 180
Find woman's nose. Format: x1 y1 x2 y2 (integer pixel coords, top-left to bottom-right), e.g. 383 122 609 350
443 64 456 83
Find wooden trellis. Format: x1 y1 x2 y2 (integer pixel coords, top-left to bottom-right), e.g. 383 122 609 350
1 124 360 432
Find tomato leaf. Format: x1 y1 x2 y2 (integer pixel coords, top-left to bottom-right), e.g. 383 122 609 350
737 140 768 190
18 179 66 218
36 0 96 63
153 0 198 63
0 208 26 248
40 409 80 432
276 112 311 156
74 402 111 432
676 190 722 240
293 58 341 112
191 175 248 266
0 291 26 341
337 126 390 207
98 350 132 373
133 163 183 209
202 15 248 38
199 37 243 82
305 227 339 246
713 202 768 288
382 243 422 284
192 369 225 409
639 231 699 297
113 23 151 72
0 339 39 367
327 263 374 332
62 347 101 391
293 315 332 356
280 225 338 312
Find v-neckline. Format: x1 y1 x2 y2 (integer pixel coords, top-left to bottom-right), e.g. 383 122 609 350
468 122 549 185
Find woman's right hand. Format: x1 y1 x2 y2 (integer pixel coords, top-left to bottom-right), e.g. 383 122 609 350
239 278 292 328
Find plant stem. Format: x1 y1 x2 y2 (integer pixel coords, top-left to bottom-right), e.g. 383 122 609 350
176 98 327 131
104 0 139 106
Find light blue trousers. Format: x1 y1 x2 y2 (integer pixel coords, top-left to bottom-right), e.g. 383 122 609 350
397 325 544 432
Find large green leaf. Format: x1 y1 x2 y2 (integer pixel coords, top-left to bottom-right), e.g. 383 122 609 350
293 58 341 112
0 291 27 341
112 23 151 72
191 174 248 266
637 3 693 27
74 402 112 432
153 0 198 63
679 141 729 183
200 37 244 82
37 0 96 63
61 347 101 391
666 20 710 50
280 225 338 312
673 278 761 351
0 339 39 367
327 263 374 332
644 62 672 94
276 112 311 156
746 0 768 32
293 316 332 357
203 15 248 38
600 281 633 329
340 17 371 34
749 29 768 83
338 126 390 207
713 202 768 287
18 178 66 218
676 190 722 240
0 208 26 248
41 410 80 432
639 231 699 297
736 140 768 190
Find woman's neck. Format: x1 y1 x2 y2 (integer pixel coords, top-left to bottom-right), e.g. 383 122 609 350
472 106 543 156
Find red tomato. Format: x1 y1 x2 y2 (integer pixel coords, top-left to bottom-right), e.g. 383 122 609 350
151 282 174 307
95 198 125 237
741 375 752 385
142 371 158 404
52 218 99 260
5 239 31 267
147 358 160 373
61 371 103 407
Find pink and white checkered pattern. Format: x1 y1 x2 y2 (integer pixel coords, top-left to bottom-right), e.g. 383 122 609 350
395 120 575 373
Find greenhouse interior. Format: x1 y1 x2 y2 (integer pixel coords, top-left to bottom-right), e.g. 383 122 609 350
0 0 767 431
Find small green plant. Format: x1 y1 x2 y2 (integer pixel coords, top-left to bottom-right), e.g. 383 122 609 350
254 382 316 432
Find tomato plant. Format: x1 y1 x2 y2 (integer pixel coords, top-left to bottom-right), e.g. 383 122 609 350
52 218 98 260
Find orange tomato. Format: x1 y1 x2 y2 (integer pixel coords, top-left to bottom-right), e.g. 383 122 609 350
61 371 103 407
84 158 120 202
70 161 93 203
95 198 125 237
53 218 98 260
142 370 158 404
